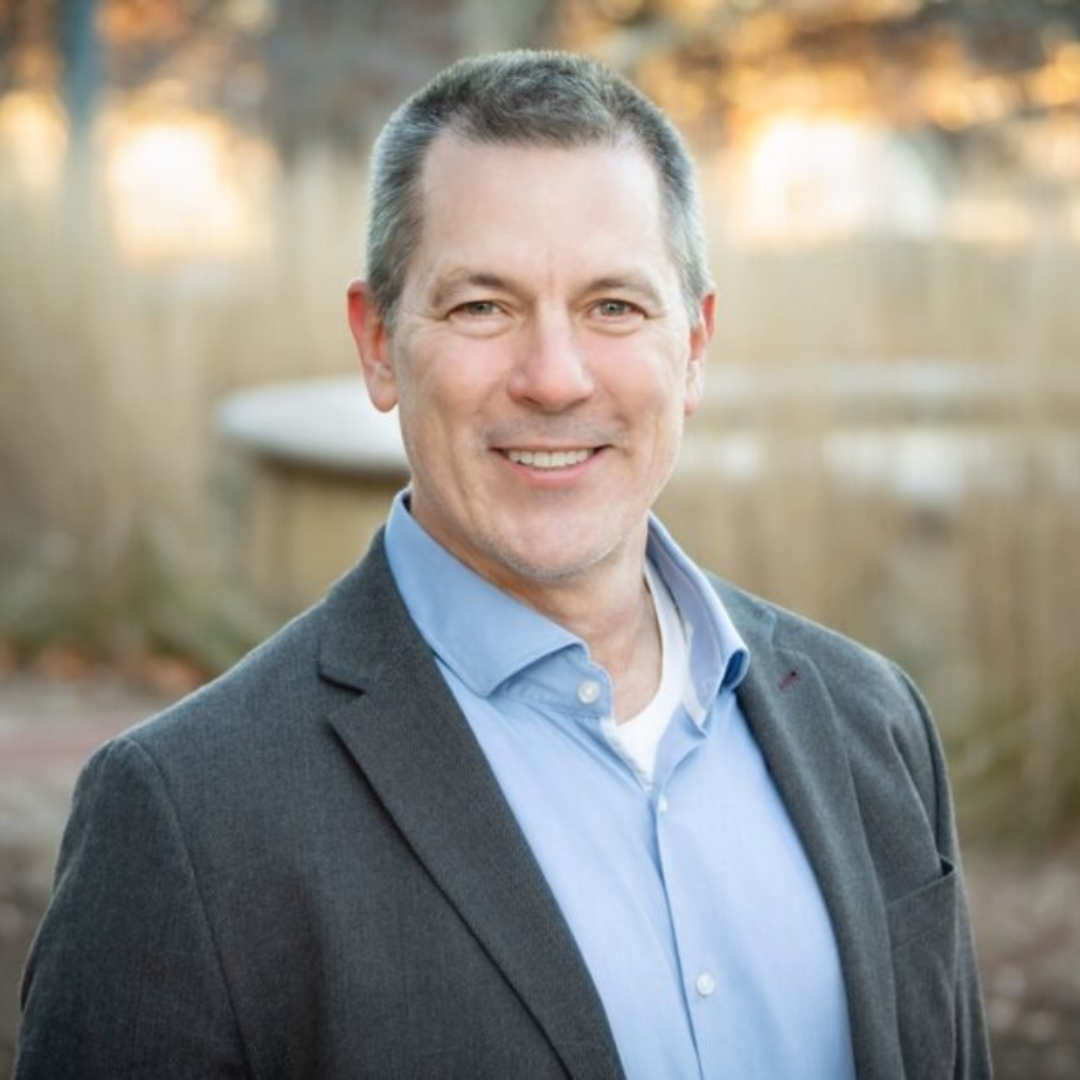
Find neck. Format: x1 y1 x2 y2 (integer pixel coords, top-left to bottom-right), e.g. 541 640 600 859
505 536 662 723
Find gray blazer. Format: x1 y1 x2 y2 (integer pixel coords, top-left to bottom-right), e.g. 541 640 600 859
17 533 990 1078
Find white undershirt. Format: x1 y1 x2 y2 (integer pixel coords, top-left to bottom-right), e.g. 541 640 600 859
607 560 690 781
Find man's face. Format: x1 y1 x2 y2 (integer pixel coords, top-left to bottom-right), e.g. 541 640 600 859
350 135 714 601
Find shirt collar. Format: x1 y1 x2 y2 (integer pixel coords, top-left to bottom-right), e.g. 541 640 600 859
384 492 580 696
383 490 749 707
644 515 749 723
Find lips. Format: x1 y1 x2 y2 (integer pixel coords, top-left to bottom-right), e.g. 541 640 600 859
504 448 595 470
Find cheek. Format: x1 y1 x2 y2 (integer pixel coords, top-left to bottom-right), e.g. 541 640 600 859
399 367 493 462
604 350 691 422
415 339 506 408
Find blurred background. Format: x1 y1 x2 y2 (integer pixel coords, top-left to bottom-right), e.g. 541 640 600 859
0 0 1078 1074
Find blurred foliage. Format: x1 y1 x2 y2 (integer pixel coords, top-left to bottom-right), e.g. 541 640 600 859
2 0 1078 179
0 523 280 675
556 0 1080 147
949 685 1080 846
0 0 554 155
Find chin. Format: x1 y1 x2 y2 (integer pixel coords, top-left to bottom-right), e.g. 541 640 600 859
489 534 620 586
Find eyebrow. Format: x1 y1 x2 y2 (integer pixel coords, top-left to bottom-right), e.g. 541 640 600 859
427 270 516 311
583 274 666 309
425 268 668 311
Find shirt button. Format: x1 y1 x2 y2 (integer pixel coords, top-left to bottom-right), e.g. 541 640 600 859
577 679 601 705
695 972 716 998
657 795 669 814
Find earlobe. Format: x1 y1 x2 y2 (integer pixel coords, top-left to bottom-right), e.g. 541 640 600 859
347 280 398 412
684 289 716 417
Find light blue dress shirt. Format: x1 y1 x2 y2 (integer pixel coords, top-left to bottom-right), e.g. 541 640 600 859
384 493 856 1080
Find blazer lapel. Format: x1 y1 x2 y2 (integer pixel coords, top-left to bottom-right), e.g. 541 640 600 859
718 583 905 1078
319 536 624 1080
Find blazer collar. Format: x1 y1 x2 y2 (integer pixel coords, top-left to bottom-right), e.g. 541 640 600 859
317 533 624 1080
715 580 905 1077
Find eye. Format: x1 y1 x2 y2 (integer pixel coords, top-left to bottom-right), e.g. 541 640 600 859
594 299 642 319
452 300 501 318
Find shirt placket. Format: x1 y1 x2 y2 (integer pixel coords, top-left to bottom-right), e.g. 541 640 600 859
649 712 720 1078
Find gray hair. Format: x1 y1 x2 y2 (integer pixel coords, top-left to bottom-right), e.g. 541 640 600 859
365 50 710 327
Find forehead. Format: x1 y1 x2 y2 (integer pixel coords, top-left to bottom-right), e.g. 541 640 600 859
408 135 673 288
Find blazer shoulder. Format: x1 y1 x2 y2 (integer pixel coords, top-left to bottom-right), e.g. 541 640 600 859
118 537 403 770
125 596 329 752
708 573 911 700
706 573 946 819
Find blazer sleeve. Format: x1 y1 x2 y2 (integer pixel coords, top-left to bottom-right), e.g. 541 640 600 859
15 736 249 1079
892 663 992 1079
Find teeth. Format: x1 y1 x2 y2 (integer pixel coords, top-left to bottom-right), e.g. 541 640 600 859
506 448 593 469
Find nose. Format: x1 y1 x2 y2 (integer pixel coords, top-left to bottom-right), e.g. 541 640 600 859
506 312 595 412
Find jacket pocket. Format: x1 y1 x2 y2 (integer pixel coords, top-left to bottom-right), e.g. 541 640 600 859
887 859 960 1079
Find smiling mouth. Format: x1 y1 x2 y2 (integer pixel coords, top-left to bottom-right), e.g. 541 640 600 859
503 448 595 470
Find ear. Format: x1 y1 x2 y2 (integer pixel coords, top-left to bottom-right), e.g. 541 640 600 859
684 288 716 417
347 279 398 412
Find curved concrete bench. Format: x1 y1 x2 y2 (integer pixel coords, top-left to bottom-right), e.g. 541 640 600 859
216 377 409 612
217 376 408 475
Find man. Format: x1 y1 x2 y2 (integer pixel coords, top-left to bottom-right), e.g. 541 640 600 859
17 51 989 1078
